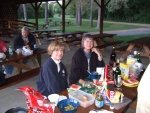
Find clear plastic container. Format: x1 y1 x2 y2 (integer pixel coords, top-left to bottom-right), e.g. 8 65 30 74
69 90 95 108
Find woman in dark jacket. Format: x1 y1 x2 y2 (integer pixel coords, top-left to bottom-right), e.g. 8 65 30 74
69 34 105 85
36 41 68 97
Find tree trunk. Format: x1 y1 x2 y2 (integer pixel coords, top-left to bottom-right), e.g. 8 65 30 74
77 0 82 26
97 0 101 28
90 0 93 27
22 4 28 21
45 2 48 24
76 1 78 25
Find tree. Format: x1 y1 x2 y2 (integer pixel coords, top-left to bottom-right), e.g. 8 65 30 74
22 4 28 21
90 0 94 27
44 2 48 24
96 0 101 28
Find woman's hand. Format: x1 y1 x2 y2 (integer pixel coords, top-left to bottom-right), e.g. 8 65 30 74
92 48 102 61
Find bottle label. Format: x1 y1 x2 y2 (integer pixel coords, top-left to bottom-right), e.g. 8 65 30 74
118 75 121 83
95 99 104 108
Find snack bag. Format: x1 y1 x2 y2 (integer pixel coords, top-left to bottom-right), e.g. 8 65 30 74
120 63 129 80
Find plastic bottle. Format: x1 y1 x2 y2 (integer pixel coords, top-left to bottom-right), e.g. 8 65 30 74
8 45 13 55
109 47 116 67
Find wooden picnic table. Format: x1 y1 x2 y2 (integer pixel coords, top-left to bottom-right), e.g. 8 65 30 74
91 33 117 46
53 21 72 26
55 71 144 113
0 48 47 75
30 29 60 45
0 28 17 38
51 31 87 50
120 37 150 61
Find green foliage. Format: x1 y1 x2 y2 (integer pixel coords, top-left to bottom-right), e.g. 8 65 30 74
105 0 150 23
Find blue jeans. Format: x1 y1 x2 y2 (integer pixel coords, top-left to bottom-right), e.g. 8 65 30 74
5 65 14 75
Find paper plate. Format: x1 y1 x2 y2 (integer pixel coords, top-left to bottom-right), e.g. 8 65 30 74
122 82 139 87
58 95 67 102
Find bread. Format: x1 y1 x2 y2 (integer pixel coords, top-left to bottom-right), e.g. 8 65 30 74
83 95 89 102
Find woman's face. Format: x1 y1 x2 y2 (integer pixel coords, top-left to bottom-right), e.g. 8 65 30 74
51 49 64 61
83 38 93 50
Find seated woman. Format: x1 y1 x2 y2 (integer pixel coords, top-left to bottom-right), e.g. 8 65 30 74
36 41 68 97
69 34 105 85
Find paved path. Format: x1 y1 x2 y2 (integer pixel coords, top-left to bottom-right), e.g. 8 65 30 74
104 28 150 36
90 21 150 36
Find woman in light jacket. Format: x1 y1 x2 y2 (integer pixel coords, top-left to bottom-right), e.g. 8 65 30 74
136 63 150 113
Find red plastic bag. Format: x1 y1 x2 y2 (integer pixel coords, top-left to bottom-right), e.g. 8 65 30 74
17 86 54 113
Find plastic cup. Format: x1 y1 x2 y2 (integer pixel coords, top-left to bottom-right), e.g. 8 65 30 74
48 94 59 106
89 71 98 80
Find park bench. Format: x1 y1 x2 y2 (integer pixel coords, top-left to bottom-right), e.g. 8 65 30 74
0 67 40 90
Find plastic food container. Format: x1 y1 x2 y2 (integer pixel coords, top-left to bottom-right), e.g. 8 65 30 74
69 90 95 108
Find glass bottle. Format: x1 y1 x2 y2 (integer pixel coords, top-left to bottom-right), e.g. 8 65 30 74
114 59 122 91
109 47 116 67
133 51 138 58
137 52 142 63
8 45 13 55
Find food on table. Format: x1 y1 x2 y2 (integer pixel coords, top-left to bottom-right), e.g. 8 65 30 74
83 95 89 102
106 90 124 103
70 84 81 90
122 78 139 87
64 104 76 111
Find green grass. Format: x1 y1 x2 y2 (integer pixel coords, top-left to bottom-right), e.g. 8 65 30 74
28 18 150 42
114 34 150 42
28 18 142 32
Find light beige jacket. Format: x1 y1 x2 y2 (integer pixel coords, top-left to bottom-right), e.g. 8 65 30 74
136 64 150 113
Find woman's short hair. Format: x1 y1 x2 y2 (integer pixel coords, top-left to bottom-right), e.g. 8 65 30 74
47 41 65 55
81 34 93 48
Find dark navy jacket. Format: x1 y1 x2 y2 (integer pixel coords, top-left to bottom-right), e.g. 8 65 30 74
14 33 36 50
69 48 105 85
36 57 68 97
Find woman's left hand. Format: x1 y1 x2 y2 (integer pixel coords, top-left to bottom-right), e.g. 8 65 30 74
92 48 102 61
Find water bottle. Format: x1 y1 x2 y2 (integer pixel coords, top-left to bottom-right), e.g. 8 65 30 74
9 45 13 55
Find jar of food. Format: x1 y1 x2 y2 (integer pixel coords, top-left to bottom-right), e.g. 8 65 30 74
95 93 104 108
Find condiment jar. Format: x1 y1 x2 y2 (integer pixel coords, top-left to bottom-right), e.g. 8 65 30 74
95 93 104 108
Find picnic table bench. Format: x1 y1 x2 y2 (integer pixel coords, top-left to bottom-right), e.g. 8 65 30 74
0 67 40 90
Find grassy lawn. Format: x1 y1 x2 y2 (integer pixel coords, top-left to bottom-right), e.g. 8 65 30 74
28 18 150 42
29 18 143 32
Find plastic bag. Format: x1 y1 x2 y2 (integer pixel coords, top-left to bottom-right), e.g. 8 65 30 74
17 86 54 113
